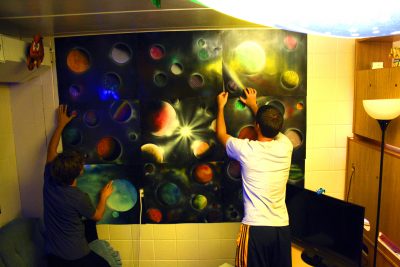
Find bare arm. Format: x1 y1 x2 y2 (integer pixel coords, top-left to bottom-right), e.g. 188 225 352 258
46 105 76 163
216 91 231 148
239 88 258 116
91 180 114 221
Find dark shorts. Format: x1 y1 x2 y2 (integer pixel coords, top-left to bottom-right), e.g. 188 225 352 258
236 224 292 267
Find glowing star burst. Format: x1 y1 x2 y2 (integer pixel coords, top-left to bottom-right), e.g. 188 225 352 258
179 125 193 138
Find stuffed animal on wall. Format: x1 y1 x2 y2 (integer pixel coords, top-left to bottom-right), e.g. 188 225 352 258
26 34 44 70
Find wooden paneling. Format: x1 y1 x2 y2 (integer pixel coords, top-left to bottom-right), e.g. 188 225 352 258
355 41 393 70
346 138 400 267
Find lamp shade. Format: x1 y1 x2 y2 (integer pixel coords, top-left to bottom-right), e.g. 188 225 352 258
363 99 400 120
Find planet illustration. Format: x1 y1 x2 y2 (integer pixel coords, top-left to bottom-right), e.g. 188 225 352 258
225 205 241 222
284 35 298 51
192 163 213 184
206 209 223 222
191 194 208 210
103 72 121 92
96 137 122 161
153 71 168 87
107 179 138 212
128 131 138 141
149 44 165 60
198 48 209 60
191 140 210 158
143 163 156 176
234 41 266 75
281 70 300 90
197 38 206 47
188 73 204 89
67 48 90 73
170 62 183 75
110 43 131 64
83 110 99 127
69 84 81 99
226 160 241 181
146 101 178 136
141 143 164 163
110 100 133 123
238 125 257 140
284 128 303 149
62 128 82 146
296 102 304 110
157 182 182 206
266 100 285 116
147 208 162 223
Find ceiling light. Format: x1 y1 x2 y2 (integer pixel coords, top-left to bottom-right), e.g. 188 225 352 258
192 0 400 38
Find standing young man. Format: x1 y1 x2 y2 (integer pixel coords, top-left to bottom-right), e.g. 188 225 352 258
44 105 113 267
216 88 293 267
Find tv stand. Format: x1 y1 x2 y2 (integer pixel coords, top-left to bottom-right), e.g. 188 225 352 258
301 249 328 267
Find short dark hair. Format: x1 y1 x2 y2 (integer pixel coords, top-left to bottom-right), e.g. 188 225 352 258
255 105 283 138
50 150 84 185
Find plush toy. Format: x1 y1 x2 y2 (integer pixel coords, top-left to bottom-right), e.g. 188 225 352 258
26 34 44 70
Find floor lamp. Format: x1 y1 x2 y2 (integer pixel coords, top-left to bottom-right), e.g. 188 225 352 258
363 99 400 267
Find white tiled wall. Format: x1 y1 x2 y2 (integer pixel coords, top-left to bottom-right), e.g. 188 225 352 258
305 35 355 199
97 223 239 267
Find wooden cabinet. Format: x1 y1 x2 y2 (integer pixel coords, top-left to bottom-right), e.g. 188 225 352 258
354 36 400 147
346 138 400 267
347 35 400 267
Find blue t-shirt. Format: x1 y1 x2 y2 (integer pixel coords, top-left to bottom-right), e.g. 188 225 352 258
43 164 95 260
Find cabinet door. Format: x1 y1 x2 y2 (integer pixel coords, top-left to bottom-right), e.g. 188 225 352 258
346 139 400 263
346 139 379 242
354 68 400 147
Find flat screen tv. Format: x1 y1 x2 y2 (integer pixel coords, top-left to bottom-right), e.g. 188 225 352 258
286 184 365 267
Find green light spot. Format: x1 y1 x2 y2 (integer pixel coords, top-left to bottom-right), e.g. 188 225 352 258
198 48 209 60
235 100 246 110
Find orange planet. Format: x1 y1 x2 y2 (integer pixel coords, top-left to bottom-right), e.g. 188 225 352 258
67 48 90 73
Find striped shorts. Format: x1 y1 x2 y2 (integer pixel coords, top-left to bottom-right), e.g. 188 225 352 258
235 224 292 267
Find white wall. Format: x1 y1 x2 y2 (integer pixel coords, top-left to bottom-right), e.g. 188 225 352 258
2 34 354 266
305 36 355 199
9 62 59 218
0 85 21 227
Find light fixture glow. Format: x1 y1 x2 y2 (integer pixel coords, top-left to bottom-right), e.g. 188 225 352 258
192 0 400 38
363 99 400 120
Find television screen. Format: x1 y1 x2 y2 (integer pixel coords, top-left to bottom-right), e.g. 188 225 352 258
286 184 365 267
